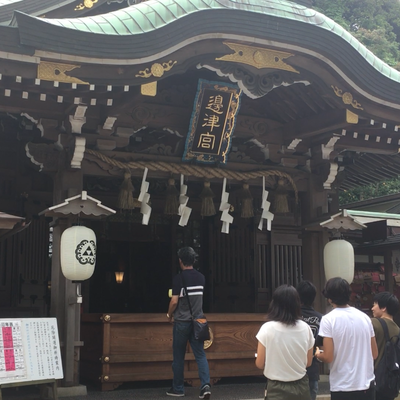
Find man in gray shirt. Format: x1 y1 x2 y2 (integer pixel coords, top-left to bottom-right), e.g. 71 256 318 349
166 247 211 399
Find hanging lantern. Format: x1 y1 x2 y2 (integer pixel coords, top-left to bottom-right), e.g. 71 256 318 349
115 271 124 284
60 226 97 281
323 239 354 283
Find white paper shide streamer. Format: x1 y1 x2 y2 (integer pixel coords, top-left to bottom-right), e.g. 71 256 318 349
258 176 274 231
138 167 152 225
219 178 233 234
178 174 192 227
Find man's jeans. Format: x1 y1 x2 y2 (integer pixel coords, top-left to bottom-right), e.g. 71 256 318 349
172 321 210 393
309 380 318 400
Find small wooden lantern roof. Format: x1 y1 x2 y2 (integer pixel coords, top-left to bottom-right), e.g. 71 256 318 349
305 209 367 231
319 210 368 231
0 212 29 240
39 191 116 218
0 212 25 230
306 208 400 232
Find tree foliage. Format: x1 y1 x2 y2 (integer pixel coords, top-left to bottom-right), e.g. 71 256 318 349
339 178 400 205
313 1 400 203
313 0 400 67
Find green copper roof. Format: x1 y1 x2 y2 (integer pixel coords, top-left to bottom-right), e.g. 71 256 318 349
39 0 318 35
41 0 319 35
347 210 400 220
15 0 400 83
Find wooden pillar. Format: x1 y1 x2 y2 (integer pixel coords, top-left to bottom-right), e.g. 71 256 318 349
64 278 79 386
301 230 329 314
301 174 330 313
301 175 329 224
50 156 83 387
50 220 67 326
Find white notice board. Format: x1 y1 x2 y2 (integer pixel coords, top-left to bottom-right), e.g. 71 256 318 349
0 318 63 384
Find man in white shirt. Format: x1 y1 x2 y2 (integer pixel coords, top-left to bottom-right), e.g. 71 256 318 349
315 277 378 400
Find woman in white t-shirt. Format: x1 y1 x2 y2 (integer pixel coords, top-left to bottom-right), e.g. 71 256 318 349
255 284 315 400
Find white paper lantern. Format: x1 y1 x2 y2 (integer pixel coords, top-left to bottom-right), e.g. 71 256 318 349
60 226 96 281
323 239 354 283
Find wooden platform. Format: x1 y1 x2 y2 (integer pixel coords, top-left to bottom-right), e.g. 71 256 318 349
80 313 266 391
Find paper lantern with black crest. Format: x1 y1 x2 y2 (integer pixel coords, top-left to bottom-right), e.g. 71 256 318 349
60 226 97 281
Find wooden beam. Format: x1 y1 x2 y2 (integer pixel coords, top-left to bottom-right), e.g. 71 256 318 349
127 102 285 142
334 135 399 155
283 109 355 141
0 95 67 118
310 131 400 155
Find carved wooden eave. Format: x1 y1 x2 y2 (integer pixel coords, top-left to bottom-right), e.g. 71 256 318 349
5 2 400 107
198 53 311 100
71 137 86 169
1 0 400 193
25 142 63 172
0 1 398 114
39 190 116 218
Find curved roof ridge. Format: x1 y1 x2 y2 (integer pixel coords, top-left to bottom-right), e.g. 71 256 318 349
13 0 400 83
20 0 315 34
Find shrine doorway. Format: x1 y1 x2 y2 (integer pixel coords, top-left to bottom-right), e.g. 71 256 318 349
88 236 172 314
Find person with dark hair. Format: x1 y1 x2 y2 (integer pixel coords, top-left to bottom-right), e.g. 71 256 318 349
166 247 211 398
255 284 314 400
315 277 378 400
296 281 323 400
371 291 400 400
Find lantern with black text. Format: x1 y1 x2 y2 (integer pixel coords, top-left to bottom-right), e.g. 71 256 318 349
60 226 96 281
323 239 354 283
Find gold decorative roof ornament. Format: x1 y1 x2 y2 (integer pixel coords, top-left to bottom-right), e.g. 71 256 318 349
37 61 89 85
216 42 299 73
75 0 98 11
331 85 363 110
136 61 177 79
136 61 177 96
140 82 157 96
346 109 359 124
